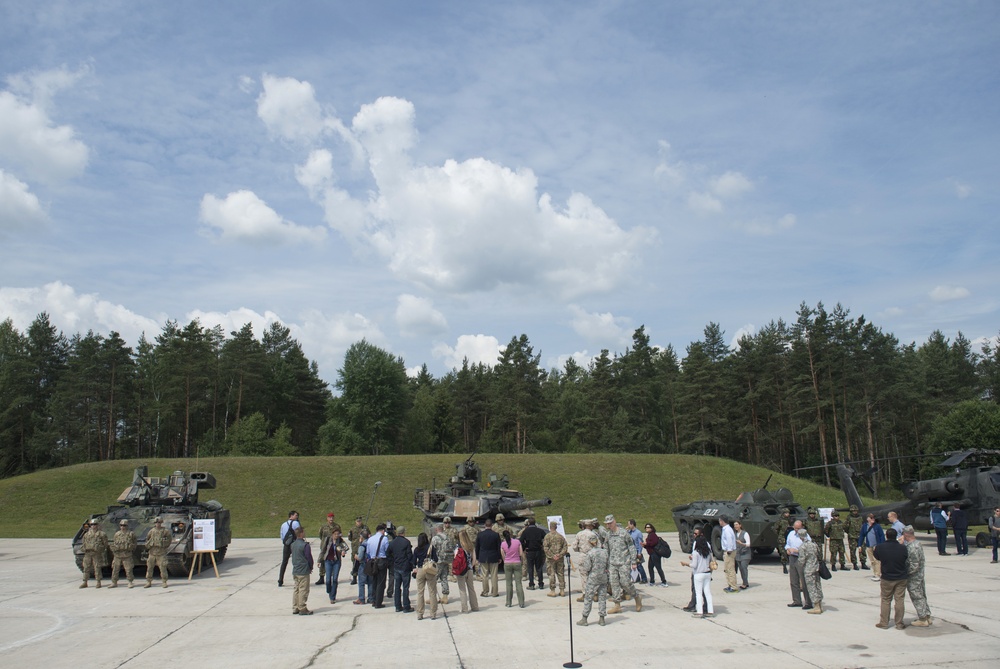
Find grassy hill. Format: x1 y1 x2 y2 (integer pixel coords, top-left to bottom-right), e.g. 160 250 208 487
0 454 875 538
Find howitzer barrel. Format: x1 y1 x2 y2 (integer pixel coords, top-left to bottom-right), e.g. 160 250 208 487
498 497 552 514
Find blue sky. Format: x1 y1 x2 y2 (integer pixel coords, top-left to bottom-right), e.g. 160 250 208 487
1 1 997 384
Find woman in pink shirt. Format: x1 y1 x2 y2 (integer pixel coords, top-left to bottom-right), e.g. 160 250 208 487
501 530 526 608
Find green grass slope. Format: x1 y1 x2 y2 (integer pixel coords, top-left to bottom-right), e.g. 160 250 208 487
0 454 873 538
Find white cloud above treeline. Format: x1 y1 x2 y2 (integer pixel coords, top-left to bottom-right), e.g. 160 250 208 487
199 190 327 244
242 75 655 300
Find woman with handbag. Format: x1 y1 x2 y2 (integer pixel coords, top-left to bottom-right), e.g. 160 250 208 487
681 535 715 618
643 523 668 587
412 532 439 620
501 530 526 608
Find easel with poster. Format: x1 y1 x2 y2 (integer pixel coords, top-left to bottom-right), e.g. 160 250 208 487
188 519 220 579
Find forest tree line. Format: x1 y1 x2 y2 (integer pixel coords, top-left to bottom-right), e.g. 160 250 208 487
2 302 999 494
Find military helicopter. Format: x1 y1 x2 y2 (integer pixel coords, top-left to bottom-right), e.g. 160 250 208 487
823 449 1000 548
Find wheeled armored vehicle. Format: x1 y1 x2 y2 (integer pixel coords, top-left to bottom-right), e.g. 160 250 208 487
672 475 807 558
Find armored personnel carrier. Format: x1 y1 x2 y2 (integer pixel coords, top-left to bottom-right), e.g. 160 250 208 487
72 465 232 576
414 453 551 534
672 475 807 559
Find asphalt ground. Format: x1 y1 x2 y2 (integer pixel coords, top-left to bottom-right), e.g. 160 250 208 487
1 535 997 669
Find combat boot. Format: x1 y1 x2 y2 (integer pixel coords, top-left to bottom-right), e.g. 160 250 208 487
547 590 558 598
95 581 102 589
634 593 643 612
440 594 448 604
782 564 788 574
607 602 622 614
162 582 168 588
598 616 606 626
144 581 152 588
128 581 134 589
108 582 118 589
79 582 88 589
831 565 837 572
808 601 823 614
911 617 931 627
576 616 588 626
576 595 584 602
559 589 565 597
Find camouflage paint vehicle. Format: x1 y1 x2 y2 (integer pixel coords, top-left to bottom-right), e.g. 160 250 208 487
414 453 552 535
72 466 232 576
672 476 808 559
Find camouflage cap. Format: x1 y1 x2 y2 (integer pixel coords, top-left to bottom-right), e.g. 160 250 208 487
119 520 129 526
849 504 859 512
782 507 790 514
902 525 915 534
807 506 816 513
443 516 452 524
154 517 163 524
831 511 840 517
797 528 809 538
495 513 504 521
588 534 599 545
604 514 615 524
467 516 476 523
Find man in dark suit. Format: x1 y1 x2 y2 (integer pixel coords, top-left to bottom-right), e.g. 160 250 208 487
475 518 502 597
387 526 414 612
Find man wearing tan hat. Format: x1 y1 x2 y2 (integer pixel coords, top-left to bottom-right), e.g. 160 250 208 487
80 519 109 589
145 517 171 588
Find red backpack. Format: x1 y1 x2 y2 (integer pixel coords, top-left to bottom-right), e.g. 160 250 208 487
452 547 470 576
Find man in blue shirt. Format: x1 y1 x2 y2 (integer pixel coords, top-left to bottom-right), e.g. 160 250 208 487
366 523 390 608
719 516 739 593
278 510 301 587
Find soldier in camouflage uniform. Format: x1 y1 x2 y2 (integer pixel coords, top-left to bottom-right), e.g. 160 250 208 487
348 516 367 585
109 520 137 588
903 526 932 626
825 511 848 571
542 520 568 596
598 514 642 614
797 529 824 614
572 518 597 602
145 517 172 588
316 513 341 586
431 524 451 603
844 504 866 570
804 507 826 561
80 520 109 588
442 517 459 594
773 508 792 574
576 534 609 626
493 514 511 546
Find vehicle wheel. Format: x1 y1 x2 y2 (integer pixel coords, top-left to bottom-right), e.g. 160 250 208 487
216 545 228 563
976 531 990 549
710 525 723 560
678 522 693 554
75 553 84 573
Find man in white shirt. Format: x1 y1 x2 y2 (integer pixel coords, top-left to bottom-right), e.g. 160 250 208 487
720 516 739 593
785 520 812 609
887 512 905 541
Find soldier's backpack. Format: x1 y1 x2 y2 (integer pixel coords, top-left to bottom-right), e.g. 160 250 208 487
653 536 672 558
452 547 470 576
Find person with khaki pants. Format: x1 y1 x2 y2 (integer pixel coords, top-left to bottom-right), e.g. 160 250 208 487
860 514 885 581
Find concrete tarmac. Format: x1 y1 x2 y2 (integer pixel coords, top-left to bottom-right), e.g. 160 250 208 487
1 535 998 669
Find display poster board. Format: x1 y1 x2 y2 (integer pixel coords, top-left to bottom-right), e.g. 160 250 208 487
547 515 566 538
193 519 215 552
819 507 834 522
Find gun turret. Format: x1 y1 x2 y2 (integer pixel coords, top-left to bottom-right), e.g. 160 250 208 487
497 497 552 515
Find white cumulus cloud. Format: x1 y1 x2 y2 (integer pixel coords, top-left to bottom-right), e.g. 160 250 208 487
199 190 326 245
0 281 160 344
433 334 501 371
263 78 654 299
0 69 89 183
0 168 46 230
568 305 630 346
929 285 970 302
395 294 447 337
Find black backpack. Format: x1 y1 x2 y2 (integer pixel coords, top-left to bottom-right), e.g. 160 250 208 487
653 537 672 558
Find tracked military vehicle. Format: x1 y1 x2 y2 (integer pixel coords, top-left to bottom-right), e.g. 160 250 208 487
72 465 232 576
414 453 552 535
672 475 807 559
